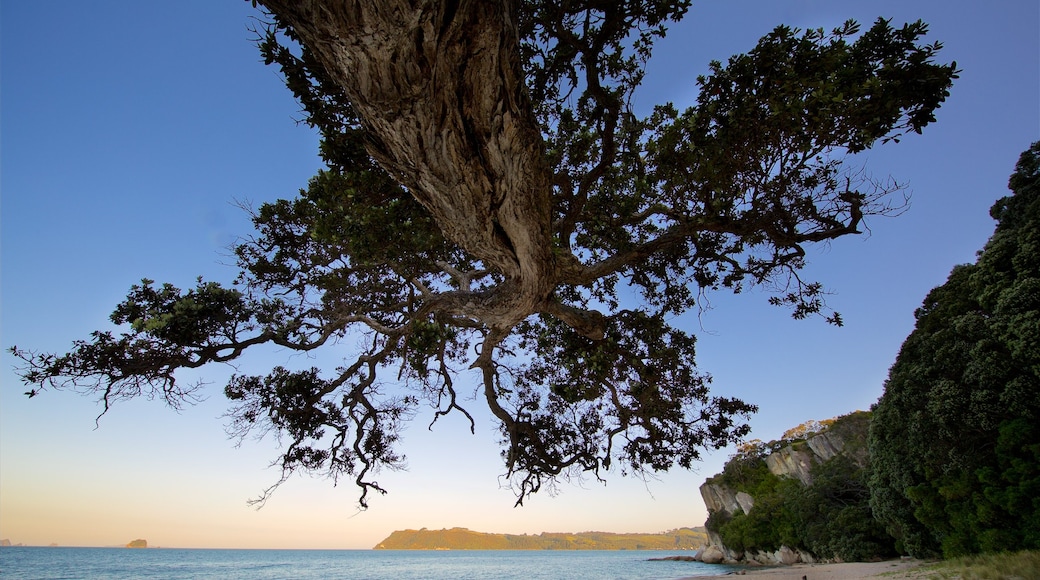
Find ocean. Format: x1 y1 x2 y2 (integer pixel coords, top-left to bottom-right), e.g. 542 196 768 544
0 547 738 579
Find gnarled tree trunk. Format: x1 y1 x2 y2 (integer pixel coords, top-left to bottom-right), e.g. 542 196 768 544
260 0 559 330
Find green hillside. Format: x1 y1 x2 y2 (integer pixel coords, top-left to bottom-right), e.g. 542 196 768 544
374 527 707 550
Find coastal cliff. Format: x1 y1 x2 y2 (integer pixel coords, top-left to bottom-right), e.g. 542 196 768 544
696 411 893 566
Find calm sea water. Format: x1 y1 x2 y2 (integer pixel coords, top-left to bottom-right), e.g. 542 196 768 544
0 548 738 579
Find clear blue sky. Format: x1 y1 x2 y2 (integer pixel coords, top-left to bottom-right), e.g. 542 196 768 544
2 0 1037 549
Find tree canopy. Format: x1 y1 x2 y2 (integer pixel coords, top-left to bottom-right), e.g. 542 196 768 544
12 1 957 507
868 142 1040 557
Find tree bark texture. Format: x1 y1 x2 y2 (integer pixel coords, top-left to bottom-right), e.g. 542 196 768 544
261 0 558 329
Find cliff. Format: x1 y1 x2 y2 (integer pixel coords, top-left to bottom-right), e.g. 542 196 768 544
375 527 707 550
699 426 865 518
696 411 890 565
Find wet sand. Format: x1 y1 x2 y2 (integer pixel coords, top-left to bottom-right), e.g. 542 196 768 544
685 558 931 580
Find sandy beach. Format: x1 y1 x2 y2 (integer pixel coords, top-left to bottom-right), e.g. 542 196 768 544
685 558 931 580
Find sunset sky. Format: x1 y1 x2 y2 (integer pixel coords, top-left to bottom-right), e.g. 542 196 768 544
2 1 1037 549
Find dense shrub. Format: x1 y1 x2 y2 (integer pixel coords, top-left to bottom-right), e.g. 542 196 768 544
868 143 1040 558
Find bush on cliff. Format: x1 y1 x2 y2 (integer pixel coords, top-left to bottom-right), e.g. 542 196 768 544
705 412 896 561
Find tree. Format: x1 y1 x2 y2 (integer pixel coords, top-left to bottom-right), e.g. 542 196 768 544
782 418 835 441
11 1 957 507
869 142 1040 557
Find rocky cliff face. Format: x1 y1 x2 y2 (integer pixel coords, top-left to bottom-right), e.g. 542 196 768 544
696 412 871 566
700 426 865 515
762 444 816 486
761 427 865 486
700 483 755 516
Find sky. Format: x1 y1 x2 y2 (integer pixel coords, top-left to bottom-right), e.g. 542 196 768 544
1 0 1037 550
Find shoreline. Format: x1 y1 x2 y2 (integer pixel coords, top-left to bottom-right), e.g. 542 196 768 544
686 558 929 580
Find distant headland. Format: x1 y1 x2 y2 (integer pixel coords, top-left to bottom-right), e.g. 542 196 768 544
374 527 707 550
0 539 156 549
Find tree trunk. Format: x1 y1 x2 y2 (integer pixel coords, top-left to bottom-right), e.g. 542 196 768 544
260 0 559 329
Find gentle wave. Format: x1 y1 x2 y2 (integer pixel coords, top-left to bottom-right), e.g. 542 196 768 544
0 547 739 579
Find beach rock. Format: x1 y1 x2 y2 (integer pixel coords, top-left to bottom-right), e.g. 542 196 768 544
777 545 800 565
647 555 698 562
704 529 744 563
700 545 725 564
746 551 770 565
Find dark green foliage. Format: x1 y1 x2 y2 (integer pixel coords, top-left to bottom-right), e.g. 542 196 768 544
11 2 956 507
710 452 778 498
705 412 896 561
641 18 957 323
796 455 895 561
713 473 797 554
868 142 1040 558
976 419 1040 551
